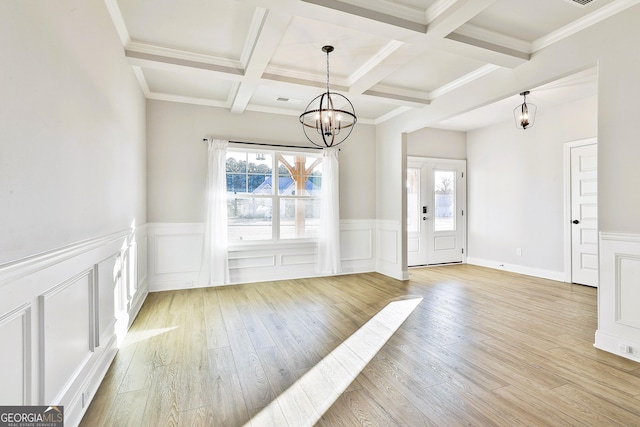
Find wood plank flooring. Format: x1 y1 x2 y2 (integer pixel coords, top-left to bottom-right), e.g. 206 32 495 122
80 265 640 426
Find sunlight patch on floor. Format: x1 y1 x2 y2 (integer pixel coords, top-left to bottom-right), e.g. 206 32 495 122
245 297 423 427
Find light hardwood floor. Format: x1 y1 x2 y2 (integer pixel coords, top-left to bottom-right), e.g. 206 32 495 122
80 264 640 426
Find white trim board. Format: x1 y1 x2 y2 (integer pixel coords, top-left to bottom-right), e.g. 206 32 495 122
563 137 597 284
466 257 565 282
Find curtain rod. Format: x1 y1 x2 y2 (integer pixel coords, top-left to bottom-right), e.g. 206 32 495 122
202 138 323 150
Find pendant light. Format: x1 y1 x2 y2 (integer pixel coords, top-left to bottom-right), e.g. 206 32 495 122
513 90 537 130
299 45 357 147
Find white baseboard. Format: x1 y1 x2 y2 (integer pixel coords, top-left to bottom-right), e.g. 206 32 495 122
466 257 565 282
595 330 640 363
64 334 119 427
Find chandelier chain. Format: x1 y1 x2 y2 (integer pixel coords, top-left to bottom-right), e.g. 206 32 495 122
326 49 330 94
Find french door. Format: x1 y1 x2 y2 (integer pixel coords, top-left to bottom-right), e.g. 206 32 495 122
408 158 466 266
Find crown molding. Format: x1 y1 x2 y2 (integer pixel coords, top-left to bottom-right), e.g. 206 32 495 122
430 63 500 99
131 66 150 97
103 0 130 46
374 106 413 125
532 0 640 52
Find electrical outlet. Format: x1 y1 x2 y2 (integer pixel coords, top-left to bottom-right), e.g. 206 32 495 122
619 345 633 354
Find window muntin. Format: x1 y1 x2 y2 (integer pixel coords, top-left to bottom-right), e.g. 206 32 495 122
226 149 322 243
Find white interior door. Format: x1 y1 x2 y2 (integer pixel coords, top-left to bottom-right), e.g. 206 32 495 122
408 158 466 267
570 143 598 287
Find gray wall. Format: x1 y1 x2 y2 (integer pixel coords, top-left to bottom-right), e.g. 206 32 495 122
407 127 466 159
377 4 640 278
467 96 597 272
0 0 146 264
146 100 376 223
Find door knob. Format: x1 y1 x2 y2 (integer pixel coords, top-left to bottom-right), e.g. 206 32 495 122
572 219 580 224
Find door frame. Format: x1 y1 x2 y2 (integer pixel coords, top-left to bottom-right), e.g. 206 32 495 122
407 156 467 267
563 137 597 284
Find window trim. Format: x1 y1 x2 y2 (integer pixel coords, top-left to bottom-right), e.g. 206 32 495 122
226 145 322 246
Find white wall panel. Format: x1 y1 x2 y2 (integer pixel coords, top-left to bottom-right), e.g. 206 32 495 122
375 220 406 280
39 271 93 403
147 220 378 290
0 226 147 424
378 230 398 264
341 229 373 261
229 256 277 269
596 233 640 362
97 254 118 345
280 253 316 266
616 255 640 328
155 234 203 275
0 304 31 405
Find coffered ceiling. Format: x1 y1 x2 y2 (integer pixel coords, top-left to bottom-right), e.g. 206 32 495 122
106 0 631 131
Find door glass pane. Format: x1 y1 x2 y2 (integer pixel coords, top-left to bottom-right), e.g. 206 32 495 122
434 170 455 231
407 168 420 233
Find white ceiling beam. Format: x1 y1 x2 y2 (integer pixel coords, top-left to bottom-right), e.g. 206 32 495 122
430 36 528 69
347 41 421 95
429 64 500 99
300 0 426 32
125 44 244 80
231 8 293 113
418 0 530 68
422 0 497 39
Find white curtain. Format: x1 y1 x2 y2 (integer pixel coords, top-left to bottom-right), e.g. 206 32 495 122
317 146 341 275
199 139 230 285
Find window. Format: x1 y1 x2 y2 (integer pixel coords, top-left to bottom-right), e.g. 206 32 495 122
226 149 322 243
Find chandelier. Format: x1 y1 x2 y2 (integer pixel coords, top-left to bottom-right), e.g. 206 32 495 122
513 90 537 130
299 46 357 147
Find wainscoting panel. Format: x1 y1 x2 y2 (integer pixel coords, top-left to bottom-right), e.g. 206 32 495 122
280 252 316 266
147 220 378 291
0 304 31 405
596 232 640 362
39 270 94 404
155 234 202 275
229 255 277 269
0 225 148 426
341 229 373 261
616 255 640 328
96 254 118 347
376 220 406 280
